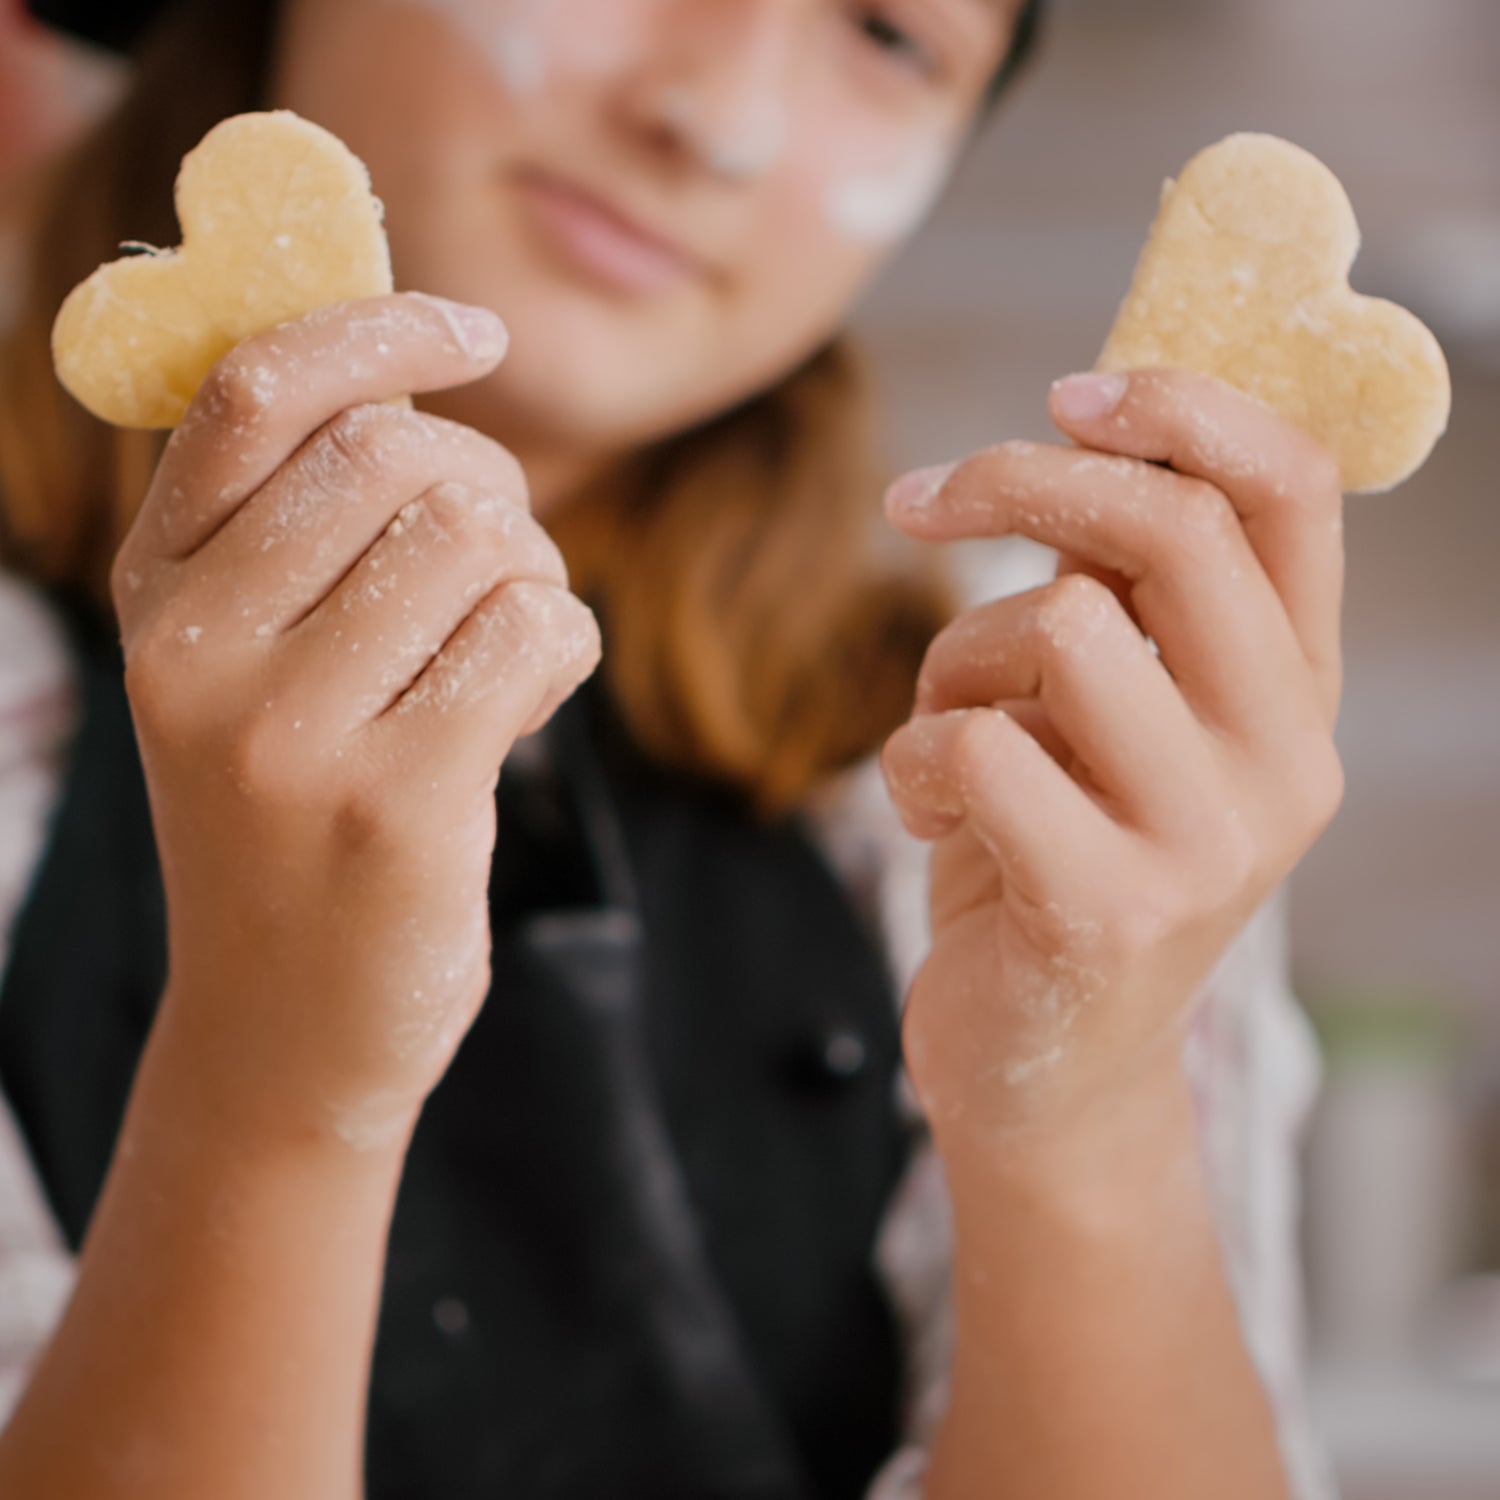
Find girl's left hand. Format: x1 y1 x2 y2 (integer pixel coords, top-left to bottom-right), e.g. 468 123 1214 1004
880 368 1346 1152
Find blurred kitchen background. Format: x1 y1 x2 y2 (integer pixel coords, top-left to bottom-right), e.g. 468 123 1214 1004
2 0 1498 1496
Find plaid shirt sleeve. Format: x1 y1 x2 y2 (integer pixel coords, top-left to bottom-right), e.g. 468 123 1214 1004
0 572 82 1428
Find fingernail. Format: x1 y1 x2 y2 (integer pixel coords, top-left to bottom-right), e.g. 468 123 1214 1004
454 303 509 361
1051 371 1127 421
414 293 509 362
884 461 957 519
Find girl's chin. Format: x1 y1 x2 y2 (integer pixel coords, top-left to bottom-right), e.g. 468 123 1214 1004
419 349 668 456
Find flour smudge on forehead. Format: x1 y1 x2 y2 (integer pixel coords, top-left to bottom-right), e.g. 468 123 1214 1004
389 0 552 96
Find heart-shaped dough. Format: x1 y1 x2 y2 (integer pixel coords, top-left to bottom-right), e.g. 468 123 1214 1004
1097 133 1451 494
53 110 394 430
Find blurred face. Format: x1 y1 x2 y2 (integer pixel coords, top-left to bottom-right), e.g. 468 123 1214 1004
271 0 1015 476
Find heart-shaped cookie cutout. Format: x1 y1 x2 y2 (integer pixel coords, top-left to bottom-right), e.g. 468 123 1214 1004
53 110 394 430
1097 133 1451 494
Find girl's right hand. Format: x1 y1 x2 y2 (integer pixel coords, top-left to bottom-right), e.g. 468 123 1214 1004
109 293 601 1150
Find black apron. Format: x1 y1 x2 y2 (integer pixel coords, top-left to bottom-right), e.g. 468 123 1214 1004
0 583 910 1500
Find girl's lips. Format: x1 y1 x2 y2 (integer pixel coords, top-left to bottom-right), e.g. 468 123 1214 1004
514 171 700 295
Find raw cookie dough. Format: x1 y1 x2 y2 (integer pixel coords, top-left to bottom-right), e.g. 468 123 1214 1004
52 110 394 429
1098 132 1451 493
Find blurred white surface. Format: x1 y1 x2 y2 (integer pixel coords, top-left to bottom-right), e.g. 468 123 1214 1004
1310 1362 1500 1500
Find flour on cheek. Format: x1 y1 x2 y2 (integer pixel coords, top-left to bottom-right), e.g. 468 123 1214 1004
823 135 954 244
706 94 792 180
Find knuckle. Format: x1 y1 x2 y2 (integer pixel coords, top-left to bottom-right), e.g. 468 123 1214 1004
121 633 177 727
1221 813 1263 893
421 481 498 553
1296 739 1346 832
109 549 144 612
916 614 977 701
498 509 567 582
496 578 559 633
226 716 291 801
485 443 530 510
1083 846 1194 960
553 591 602 661
323 403 409 482
330 778 406 854
1032 573 1116 658
532 524 572 587
1195 811 1262 910
420 414 532 511
472 956 495 1007
1170 475 1238 548
224 709 333 811
524 586 599 676
911 656 940 714
199 352 276 426
461 579 552 664
1100 884 1176 961
877 727 905 787
1055 570 1114 609
880 720 934 805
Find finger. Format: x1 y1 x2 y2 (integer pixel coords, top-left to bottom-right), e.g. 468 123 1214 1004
274 483 569 737
376 582 601 794
881 707 1130 910
1048 367 1345 718
182 408 529 635
135 293 509 559
1051 548 1142 632
913 575 1219 843
887 440 1320 744
996 698 1072 768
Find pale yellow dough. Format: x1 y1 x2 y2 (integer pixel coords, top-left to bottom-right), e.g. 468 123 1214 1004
1098 133 1451 494
52 110 394 430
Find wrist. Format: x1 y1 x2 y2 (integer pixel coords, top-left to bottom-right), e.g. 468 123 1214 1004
133 990 421 1171
937 1051 1208 1245
921 1050 1287 1500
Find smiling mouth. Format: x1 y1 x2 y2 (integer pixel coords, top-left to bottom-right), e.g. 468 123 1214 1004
513 169 702 296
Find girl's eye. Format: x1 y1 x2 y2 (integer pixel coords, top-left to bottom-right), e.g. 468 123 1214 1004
854 8 936 75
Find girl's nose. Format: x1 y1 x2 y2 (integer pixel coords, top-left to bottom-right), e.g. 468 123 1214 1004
620 0 798 182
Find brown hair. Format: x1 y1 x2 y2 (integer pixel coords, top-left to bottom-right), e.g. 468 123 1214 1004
0 0 955 818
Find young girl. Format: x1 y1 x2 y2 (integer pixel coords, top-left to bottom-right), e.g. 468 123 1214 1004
0 0 1344 1495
